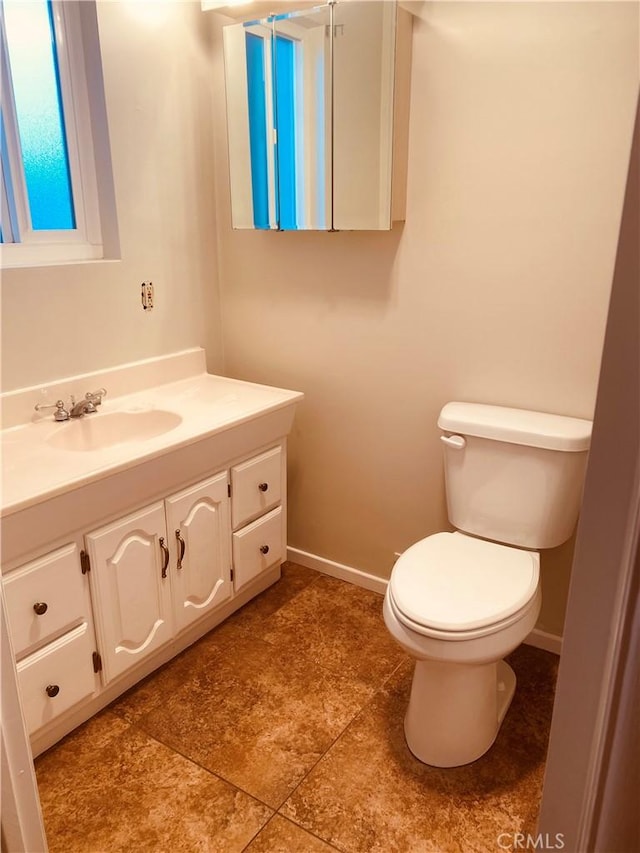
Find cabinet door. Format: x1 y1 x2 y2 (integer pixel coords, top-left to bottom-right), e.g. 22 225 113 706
165 472 232 634
85 503 173 683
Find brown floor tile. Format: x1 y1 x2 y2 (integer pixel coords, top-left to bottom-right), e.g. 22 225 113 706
246 814 339 852
260 574 409 687
36 721 272 853
109 630 231 724
281 646 558 853
211 561 320 643
136 633 375 809
36 709 131 782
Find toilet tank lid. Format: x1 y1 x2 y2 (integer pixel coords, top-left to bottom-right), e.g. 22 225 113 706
438 402 592 451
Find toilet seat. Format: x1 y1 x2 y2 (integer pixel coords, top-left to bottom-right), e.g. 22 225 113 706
390 532 540 638
387 584 540 642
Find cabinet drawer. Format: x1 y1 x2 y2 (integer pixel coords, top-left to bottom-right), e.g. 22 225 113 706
231 446 282 530
17 622 97 735
232 507 283 592
3 544 86 658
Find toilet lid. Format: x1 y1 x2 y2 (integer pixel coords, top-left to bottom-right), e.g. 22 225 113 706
390 532 539 632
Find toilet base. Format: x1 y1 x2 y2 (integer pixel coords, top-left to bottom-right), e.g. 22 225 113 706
404 658 516 767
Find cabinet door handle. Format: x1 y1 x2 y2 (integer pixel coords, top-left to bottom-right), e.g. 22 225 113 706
260 545 270 555
258 482 269 492
33 602 48 616
46 684 60 698
159 537 170 578
175 529 186 570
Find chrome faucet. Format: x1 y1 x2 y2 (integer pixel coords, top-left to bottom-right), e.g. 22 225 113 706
35 388 107 421
69 388 107 418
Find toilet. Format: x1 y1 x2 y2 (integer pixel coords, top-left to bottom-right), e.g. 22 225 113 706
383 402 592 768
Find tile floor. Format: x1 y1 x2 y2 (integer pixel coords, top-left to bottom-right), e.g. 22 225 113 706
35 563 559 853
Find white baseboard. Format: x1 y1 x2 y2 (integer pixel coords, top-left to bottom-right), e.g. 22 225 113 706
524 628 562 656
286 547 388 594
287 546 562 656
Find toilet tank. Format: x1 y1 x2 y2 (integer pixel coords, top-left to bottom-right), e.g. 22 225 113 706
438 403 592 550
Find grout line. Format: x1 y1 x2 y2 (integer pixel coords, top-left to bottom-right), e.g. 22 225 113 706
128 721 279 813
272 661 406 850
240 813 345 853
131 715 349 853
135 713 346 853
239 813 278 853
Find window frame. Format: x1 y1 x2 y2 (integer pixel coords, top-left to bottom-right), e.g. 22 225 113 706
0 0 105 267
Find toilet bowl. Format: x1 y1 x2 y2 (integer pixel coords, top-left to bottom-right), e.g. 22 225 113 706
384 532 541 767
384 402 591 768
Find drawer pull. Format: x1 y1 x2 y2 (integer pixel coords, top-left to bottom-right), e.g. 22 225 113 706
159 537 170 578
33 602 48 616
175 529 186 570
259 545 270 555
46 684 60 698
258 482 269 492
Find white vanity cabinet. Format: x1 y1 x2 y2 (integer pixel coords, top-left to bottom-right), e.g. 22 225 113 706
85 472 231 683
3 443 290 752
1 355 302 755
3 544 100 734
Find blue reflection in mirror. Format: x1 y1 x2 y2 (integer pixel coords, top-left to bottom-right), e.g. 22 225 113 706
229 6 331 230
245 32 270 230
274 35 297 231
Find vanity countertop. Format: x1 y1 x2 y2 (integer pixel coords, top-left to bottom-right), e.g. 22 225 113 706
1 372 303 517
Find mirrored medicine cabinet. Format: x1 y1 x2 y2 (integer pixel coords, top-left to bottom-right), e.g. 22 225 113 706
222 1 411 231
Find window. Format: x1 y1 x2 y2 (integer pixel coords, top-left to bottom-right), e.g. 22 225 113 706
0 0 117 266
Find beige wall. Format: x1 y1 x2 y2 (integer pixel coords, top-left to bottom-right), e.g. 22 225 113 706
1 1 223 392
212 1 639 635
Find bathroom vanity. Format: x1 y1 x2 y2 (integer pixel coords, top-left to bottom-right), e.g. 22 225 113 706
0 349 303 756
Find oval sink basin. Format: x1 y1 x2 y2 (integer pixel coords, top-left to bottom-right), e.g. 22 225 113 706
48 410 182 452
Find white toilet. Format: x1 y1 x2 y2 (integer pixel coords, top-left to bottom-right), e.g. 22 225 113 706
384 402 592 768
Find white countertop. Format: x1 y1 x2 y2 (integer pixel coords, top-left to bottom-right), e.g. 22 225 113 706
1 373 303 517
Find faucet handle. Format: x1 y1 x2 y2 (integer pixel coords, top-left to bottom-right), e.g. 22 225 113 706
86 388 107 405
34 400 70 421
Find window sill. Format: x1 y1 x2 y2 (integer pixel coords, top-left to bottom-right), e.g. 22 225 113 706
0 242 112 269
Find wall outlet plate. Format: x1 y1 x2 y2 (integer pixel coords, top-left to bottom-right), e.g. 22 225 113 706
141 281 154 311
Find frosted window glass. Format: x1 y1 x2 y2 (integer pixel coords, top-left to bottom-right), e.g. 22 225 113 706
3 0 75 230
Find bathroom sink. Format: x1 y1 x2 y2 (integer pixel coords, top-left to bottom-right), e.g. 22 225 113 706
47 410 183 452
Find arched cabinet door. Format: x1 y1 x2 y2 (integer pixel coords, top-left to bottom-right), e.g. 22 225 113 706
165 473 232 634
85 502 173 683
